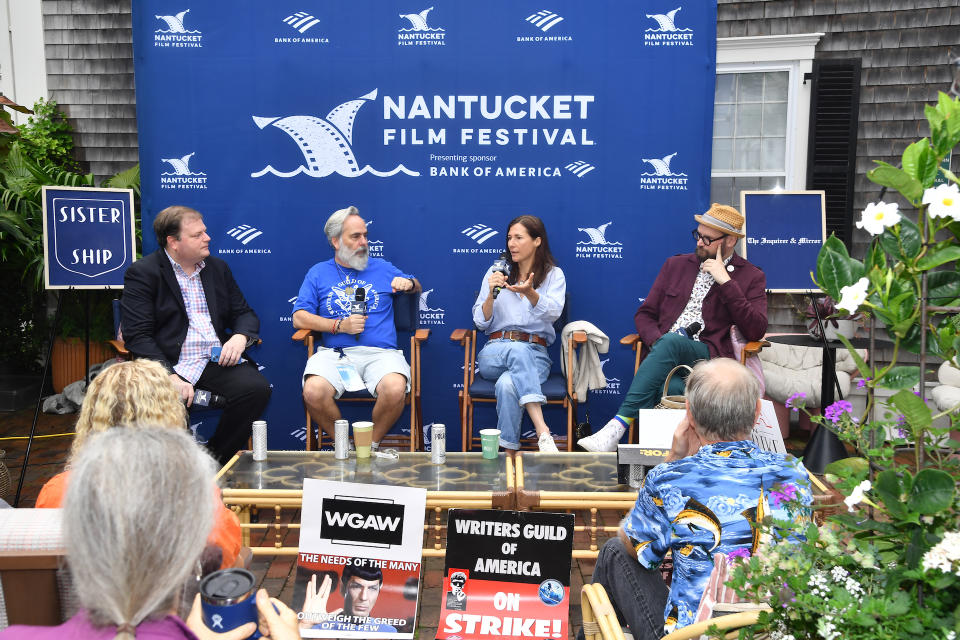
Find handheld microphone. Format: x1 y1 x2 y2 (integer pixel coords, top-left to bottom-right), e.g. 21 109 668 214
350 287 367 315
674 322 702 340
491 252 511 299
351 288 367 340
192 388 227 409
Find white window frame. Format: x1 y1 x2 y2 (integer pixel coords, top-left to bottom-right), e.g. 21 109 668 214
715 34 823 191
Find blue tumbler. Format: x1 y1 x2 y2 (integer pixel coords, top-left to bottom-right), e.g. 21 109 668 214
199 568 261 638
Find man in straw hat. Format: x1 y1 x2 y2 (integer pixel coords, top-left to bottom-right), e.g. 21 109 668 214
579 204 767 452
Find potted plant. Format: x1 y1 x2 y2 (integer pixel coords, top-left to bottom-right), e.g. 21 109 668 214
0 100 140 393
722 93 960 638
800 295 863 342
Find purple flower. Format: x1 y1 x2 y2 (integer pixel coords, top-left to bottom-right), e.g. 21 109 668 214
896 414 907 426
770 484 798 507
728 548 751 561
856 377 871 389
786 392 807 412
823 400 854 424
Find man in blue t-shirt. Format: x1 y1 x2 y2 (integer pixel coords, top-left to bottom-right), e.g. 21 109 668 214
581 358 812 640
293 206 420 449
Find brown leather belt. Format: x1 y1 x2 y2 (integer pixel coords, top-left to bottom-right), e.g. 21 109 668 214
489 330 547 346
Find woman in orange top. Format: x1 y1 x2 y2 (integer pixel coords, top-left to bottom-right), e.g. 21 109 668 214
36 359 241 570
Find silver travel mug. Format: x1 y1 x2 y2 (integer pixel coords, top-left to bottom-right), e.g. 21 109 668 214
432 423 446 464
334 419 349 459
251 420 267 461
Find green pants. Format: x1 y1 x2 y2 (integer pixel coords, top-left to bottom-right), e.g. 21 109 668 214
617 332 710 418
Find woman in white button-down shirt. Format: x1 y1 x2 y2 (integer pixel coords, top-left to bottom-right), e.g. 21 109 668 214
471 215 566 452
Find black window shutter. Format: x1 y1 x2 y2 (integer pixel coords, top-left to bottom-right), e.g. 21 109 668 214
806 58 861 248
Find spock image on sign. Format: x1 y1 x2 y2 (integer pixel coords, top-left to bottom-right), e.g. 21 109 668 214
299 560 401 633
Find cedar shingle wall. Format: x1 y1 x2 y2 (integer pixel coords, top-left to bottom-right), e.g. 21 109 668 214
720 0 960 335
41 0 137 181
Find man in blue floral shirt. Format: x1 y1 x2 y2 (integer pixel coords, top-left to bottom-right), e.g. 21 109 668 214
584 358 812 639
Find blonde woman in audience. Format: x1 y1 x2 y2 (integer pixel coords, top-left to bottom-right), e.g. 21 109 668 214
1 428 298 640
36 359 242 570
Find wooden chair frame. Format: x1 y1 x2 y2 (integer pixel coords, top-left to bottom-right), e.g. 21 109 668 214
581 583 769 640
619 331 769 443
292 326 429 452
450 328 587 452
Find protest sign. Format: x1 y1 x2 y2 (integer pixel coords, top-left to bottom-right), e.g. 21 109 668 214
438 509 574 640
295 478 426 638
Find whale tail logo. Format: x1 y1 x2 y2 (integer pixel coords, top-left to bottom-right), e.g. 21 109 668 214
420 289 433 311
252 89 419 179
161 152 205 176
577 222 619 246
641 152 686 177
399 6 442 31
645 7 690 33
155 9 198 34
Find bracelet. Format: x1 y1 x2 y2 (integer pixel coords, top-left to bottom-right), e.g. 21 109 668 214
332 318 343 334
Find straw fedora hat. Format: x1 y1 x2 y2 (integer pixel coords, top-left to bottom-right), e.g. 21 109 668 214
694 203 745 238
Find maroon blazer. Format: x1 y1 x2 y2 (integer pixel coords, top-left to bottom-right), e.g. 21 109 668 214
634 252 767 360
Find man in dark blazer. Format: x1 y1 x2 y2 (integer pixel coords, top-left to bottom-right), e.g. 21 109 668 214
121 205 271 464
579 203 767 452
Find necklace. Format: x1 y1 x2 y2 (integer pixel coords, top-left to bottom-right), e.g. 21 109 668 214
335 262 356 297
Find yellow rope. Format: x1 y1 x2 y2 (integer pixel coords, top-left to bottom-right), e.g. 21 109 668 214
0 433 75 440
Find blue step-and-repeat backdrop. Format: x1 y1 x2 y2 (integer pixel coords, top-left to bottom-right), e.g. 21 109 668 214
132 1 717 450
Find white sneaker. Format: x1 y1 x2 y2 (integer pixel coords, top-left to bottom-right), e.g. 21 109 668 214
537 432 560 453
577 418 626 452
371 441 380 452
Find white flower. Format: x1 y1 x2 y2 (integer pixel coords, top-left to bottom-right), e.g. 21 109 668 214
830 566 848 582
855 201 901 235
836 278 869 315
922 531 960 576
843 479 872 512
923 183 960 221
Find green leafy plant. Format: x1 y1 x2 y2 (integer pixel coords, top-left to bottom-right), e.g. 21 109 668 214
722 93 960 639
17 98 79 171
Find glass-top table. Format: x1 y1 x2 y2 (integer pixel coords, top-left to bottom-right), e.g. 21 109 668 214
216 451 515 555
515 452 639 558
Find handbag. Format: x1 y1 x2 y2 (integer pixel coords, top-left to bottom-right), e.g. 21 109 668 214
573 408 592 451
654 364 692 409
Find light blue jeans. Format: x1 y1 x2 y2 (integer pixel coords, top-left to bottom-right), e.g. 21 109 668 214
477 339 552 449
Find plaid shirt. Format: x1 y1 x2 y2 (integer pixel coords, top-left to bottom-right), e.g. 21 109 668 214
166 251 220 384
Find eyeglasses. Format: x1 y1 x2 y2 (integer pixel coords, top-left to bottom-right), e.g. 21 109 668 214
692 229 726 246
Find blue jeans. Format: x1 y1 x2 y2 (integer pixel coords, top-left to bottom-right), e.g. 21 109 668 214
578 537 669 640
477 339 552 449
617 332 710 419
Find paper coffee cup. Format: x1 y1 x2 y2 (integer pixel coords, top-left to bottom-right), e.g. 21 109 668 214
479 428 500 459
353 421 374 459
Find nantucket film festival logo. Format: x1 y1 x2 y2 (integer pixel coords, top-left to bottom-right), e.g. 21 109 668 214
518 9 572 43
419 289 445 326
365 219 385 258
217 224 271 256
251 89 419 179
594 358 621 396
275 11 329 45
154 9 202 48
644 6 694 47
398 6 445 46
575 221 622 260
639 151 688 191
160 152 207 190
453 223 501 255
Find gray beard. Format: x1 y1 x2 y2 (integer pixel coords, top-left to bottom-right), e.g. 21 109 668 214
337 244 369 271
